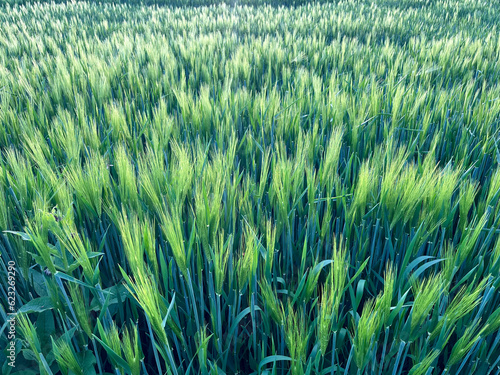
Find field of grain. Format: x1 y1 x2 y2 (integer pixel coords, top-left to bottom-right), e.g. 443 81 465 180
1 0 500 374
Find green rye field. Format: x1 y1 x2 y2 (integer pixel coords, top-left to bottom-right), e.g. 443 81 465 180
1 0 500 374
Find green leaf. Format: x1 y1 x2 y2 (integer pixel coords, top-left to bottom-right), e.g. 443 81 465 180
343 257 370 293
29 269 48 297
3 231 31 241
258 355 292 374
93 335 131 373
18 297 55 314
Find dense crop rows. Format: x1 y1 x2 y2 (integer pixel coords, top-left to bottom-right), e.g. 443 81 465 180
1 0 500 374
